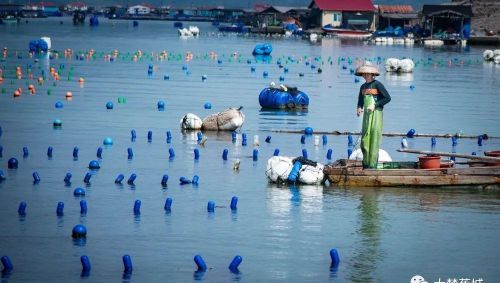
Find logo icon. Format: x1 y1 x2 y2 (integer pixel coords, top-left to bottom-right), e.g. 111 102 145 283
411 275 428 283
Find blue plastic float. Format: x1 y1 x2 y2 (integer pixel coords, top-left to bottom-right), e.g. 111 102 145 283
259 87 309 109
252 43 272 55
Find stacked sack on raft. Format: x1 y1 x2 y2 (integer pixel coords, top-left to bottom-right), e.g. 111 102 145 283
266 156 325 185
252 43 272 55
384 58 415 73
180 107 245 131
28 37 51 53
483 50 500 64
259 84 309 109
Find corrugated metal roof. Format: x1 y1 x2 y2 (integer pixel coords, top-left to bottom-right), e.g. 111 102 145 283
309 0 375 12
422 5 473 17
378 5 413 14
261 6 309 14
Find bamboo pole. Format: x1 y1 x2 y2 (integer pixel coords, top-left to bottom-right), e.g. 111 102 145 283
397 149 500 162
265 130 498 139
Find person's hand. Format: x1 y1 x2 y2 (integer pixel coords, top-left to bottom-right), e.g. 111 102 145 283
367 104 375 112
356 107 363 117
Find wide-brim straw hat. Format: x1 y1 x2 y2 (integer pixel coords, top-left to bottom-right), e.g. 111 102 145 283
355 62 380 76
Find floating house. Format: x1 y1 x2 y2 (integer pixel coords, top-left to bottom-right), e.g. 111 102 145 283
65 2 88 12
376 5 419 30
257 6 308 27
308 0 376 30
422 4 473 43
25 2 61 17
127 5 152 16
0 4 22 17
210 8 247 22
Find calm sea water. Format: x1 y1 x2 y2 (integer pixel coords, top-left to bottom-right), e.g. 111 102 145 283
0 18 499 282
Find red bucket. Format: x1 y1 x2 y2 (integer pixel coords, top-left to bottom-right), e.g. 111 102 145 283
419 155 441 169
484 151 500 166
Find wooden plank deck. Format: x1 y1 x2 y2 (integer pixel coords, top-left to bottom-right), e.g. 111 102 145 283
324 164 500 187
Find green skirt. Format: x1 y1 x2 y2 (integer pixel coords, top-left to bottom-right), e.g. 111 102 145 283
361 96 383 169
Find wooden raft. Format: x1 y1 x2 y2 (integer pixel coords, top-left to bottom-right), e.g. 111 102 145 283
324 164 500 187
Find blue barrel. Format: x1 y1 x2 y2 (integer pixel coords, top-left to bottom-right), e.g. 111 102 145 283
164 198 172 211
18 201 27 216
330 249 340 266
230 196 238 210
288 161 302 183
64 173 72 184
127 174 136 185
80 200 88 214
161 174 169 186
81 255 91 272
115 174 125 184
228 255 242 272
33 172 40 183
83 172 92 184
207 201 215 212
252 43 272 55
258 88 309 109
56 202 64 216
123 255 133 273
194 255 207 271
1 256 13 273
133 200 141 214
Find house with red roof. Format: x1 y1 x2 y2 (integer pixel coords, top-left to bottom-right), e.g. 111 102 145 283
376 5 419 30
308 0 376 30
26 2 61 16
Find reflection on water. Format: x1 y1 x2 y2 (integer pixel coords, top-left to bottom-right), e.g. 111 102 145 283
253 55 273 64
258 108 309 130
384 72 414 83
349 191 382 283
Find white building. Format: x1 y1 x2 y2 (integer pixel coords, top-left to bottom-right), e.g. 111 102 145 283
65 2 88 12
127 5 151 15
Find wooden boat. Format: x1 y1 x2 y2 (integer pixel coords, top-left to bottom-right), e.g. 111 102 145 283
324 160 500 188
322 25 372 39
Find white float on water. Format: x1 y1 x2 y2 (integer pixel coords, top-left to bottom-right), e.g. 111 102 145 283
348 148 392 162
483 49 500 62
265 156 325 185
424 39 444 47
40 36 51 50
385 58 415 73
180 113 203 130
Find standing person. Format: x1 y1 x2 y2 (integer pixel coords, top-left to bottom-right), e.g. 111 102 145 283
355 62 391 169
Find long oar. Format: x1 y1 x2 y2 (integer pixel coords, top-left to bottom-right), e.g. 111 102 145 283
397 149 500 163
